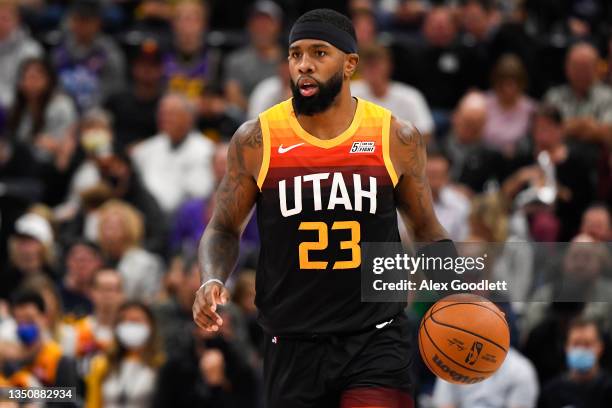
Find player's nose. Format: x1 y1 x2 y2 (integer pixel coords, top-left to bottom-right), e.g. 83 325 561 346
297 55 315 74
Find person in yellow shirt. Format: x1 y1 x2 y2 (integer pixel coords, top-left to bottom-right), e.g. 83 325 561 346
85 301 164 408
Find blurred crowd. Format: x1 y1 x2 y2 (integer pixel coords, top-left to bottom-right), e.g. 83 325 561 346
0 0 612 407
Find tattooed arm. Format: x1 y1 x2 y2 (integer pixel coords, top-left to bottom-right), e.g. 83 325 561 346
390 117 448 242
193 119 262 331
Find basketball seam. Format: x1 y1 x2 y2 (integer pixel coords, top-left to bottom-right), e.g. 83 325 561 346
430 302 509 329
422 318 498 374
428 313 508 354
431 301 506 322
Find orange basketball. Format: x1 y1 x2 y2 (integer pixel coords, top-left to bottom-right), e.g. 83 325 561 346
418 293 510 385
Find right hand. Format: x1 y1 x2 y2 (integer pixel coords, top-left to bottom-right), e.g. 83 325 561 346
193 281 230 332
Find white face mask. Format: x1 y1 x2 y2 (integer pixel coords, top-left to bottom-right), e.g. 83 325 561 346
115 322 150 349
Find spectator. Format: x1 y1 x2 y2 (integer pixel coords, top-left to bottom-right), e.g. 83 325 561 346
485 0 542 95
351 44 434 140
388 0 428 33
197 83 244 142
247 59 291 120
131 93 215 216
58 240 104 319
525 236 612 334
130 0 174 48
164 0 219 101
467 192 537 307
20 273 72 344
224 1 283 112
579 204 611 242
61 269 124 366
57 108 114 217
88 154 169 255
86 301 164 408
537 317 612 408
0 0 42 108
444 91 507 194
393 6 477 136
458 0 499 89
351 7 378 49
425 152 470 241
504 104 595 240
105 39 164 152
483 54 536 156
433 347 539 408
97 200 164 301
153 325 258 408
460 0 498 43
7 57 78 164
523 301 586 386
51 0 126 112
164 0 241 140
61 109 168 255
467 192 508 241
170 142 258 259
544 42 612 144
3 290 78 389
1 212 55 300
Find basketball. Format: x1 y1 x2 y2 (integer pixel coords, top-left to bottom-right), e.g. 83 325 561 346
418 293 510 385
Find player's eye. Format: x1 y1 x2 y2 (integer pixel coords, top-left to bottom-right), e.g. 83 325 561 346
290 51 301 59
316 50 327 57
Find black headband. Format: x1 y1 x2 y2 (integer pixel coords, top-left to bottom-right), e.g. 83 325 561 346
289 21 357 54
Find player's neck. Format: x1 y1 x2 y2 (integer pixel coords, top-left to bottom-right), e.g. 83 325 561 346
295 91 357 141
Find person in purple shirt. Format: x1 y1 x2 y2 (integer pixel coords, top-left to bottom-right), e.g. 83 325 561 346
163 0 220 101
170 143 259 259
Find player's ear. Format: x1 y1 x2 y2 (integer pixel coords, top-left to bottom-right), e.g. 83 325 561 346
344 53 359 79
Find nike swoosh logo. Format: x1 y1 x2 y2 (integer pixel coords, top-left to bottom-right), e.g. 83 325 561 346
278 143 305 154
375 319 393 329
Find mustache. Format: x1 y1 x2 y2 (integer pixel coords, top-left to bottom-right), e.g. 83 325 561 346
293 75 320 87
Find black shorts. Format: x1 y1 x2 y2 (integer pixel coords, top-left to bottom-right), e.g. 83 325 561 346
263 313 415 408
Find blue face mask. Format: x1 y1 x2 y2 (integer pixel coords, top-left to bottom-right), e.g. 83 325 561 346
16 323 40 346
566 347 597 372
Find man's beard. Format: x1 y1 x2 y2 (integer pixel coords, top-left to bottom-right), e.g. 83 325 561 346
291 71 343 116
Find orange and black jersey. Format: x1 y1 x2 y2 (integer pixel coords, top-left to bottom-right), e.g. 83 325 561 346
255 97 403 335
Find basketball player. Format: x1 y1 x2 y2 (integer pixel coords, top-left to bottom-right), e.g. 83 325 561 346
193 9 454 408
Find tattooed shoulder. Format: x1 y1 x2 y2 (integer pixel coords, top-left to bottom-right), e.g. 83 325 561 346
390 117 427 179
394 118 424 148
234 119 262 149
227 119 263 177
